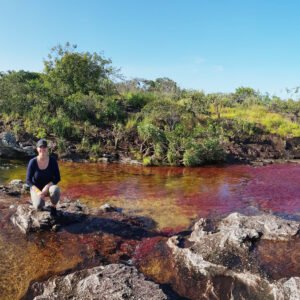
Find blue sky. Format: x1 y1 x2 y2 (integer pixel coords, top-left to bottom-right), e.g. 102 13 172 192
1 0 300 98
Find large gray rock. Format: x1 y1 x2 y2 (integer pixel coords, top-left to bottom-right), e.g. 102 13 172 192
0 131 17 146
167 213 300 300
0 131 35 158
189 212 299 248
11 201 89 234
28 264 168 300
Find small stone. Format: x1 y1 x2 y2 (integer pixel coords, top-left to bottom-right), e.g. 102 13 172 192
97 157 109 163
100 203 118 212
22 183 30 191
51 224 60 232
9 179 23 186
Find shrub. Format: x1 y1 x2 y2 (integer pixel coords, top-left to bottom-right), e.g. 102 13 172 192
183 137 225 167
142 156 153 166
90 142 102 156
124 92 155 111
49 116 73 138
125 116 138 131
183 145 203 166
57 138 67 154
79 136 90 152
167 144 181 166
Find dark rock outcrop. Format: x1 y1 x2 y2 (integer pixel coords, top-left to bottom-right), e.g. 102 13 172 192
27 264 168 300
226 134 286 163
0 132 35 158
286 137 300 158
167 213 300 299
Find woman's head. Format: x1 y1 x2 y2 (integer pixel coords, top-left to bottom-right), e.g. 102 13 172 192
36 139 48 156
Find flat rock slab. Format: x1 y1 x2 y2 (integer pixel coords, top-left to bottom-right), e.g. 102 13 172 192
11 201 88 234
27 263 168 300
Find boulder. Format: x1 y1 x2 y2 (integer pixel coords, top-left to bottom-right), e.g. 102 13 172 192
9 179 30 193
0 179 29 197
11 200 89 234
27 264 168 300
0 132 35 158
167 213 300 299
0 131 17 146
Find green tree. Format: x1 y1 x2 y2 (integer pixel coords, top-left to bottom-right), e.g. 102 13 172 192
0 70 42 115
233 87 258 104
181 90 210 117
44 43 118 97
141 99 187 130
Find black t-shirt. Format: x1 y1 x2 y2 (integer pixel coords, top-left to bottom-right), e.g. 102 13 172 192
26 156 61 190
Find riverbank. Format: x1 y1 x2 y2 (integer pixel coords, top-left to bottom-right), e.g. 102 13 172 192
2 126 300 167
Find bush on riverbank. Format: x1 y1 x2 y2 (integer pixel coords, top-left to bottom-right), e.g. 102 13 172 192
1 43 300 165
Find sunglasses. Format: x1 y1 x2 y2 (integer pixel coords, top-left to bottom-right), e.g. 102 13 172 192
39 145 48 149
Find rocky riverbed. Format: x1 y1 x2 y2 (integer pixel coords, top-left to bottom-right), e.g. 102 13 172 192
1 180 299 299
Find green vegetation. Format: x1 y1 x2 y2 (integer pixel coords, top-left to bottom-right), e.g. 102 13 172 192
220 106 300 137
1 43 300 166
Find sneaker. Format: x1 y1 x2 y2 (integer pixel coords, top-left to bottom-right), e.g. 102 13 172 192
50 206 57 217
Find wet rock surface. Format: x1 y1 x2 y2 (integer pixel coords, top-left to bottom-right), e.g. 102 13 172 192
26 263 168 300
10 197 158 238
166 213 300 299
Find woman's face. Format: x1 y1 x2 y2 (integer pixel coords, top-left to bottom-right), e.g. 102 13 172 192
37 145 48 156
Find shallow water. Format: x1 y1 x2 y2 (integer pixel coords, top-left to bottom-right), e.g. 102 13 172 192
1 160 300 299
2 160 300 229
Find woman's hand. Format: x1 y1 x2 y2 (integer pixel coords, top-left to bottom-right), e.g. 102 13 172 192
41 182 53 197
39 191 47 199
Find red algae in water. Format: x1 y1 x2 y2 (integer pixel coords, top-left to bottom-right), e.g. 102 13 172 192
134 237 165 263
3 162 300 229
245 164 300 213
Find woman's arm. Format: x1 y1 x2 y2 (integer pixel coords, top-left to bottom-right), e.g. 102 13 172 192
26 159 35 188
51 158 61 185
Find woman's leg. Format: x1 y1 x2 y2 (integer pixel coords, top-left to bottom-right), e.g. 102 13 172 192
30 188 45 210
49 185 60 206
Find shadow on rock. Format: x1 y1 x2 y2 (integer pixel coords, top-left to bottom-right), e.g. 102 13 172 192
11 200 160 241
63 213 159 240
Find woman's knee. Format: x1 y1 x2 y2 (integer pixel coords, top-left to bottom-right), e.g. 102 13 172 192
49 185 60 204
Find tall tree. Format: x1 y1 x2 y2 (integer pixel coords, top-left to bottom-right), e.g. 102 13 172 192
44 42 117 97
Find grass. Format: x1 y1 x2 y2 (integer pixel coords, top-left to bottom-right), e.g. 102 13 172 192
219 105 300 137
